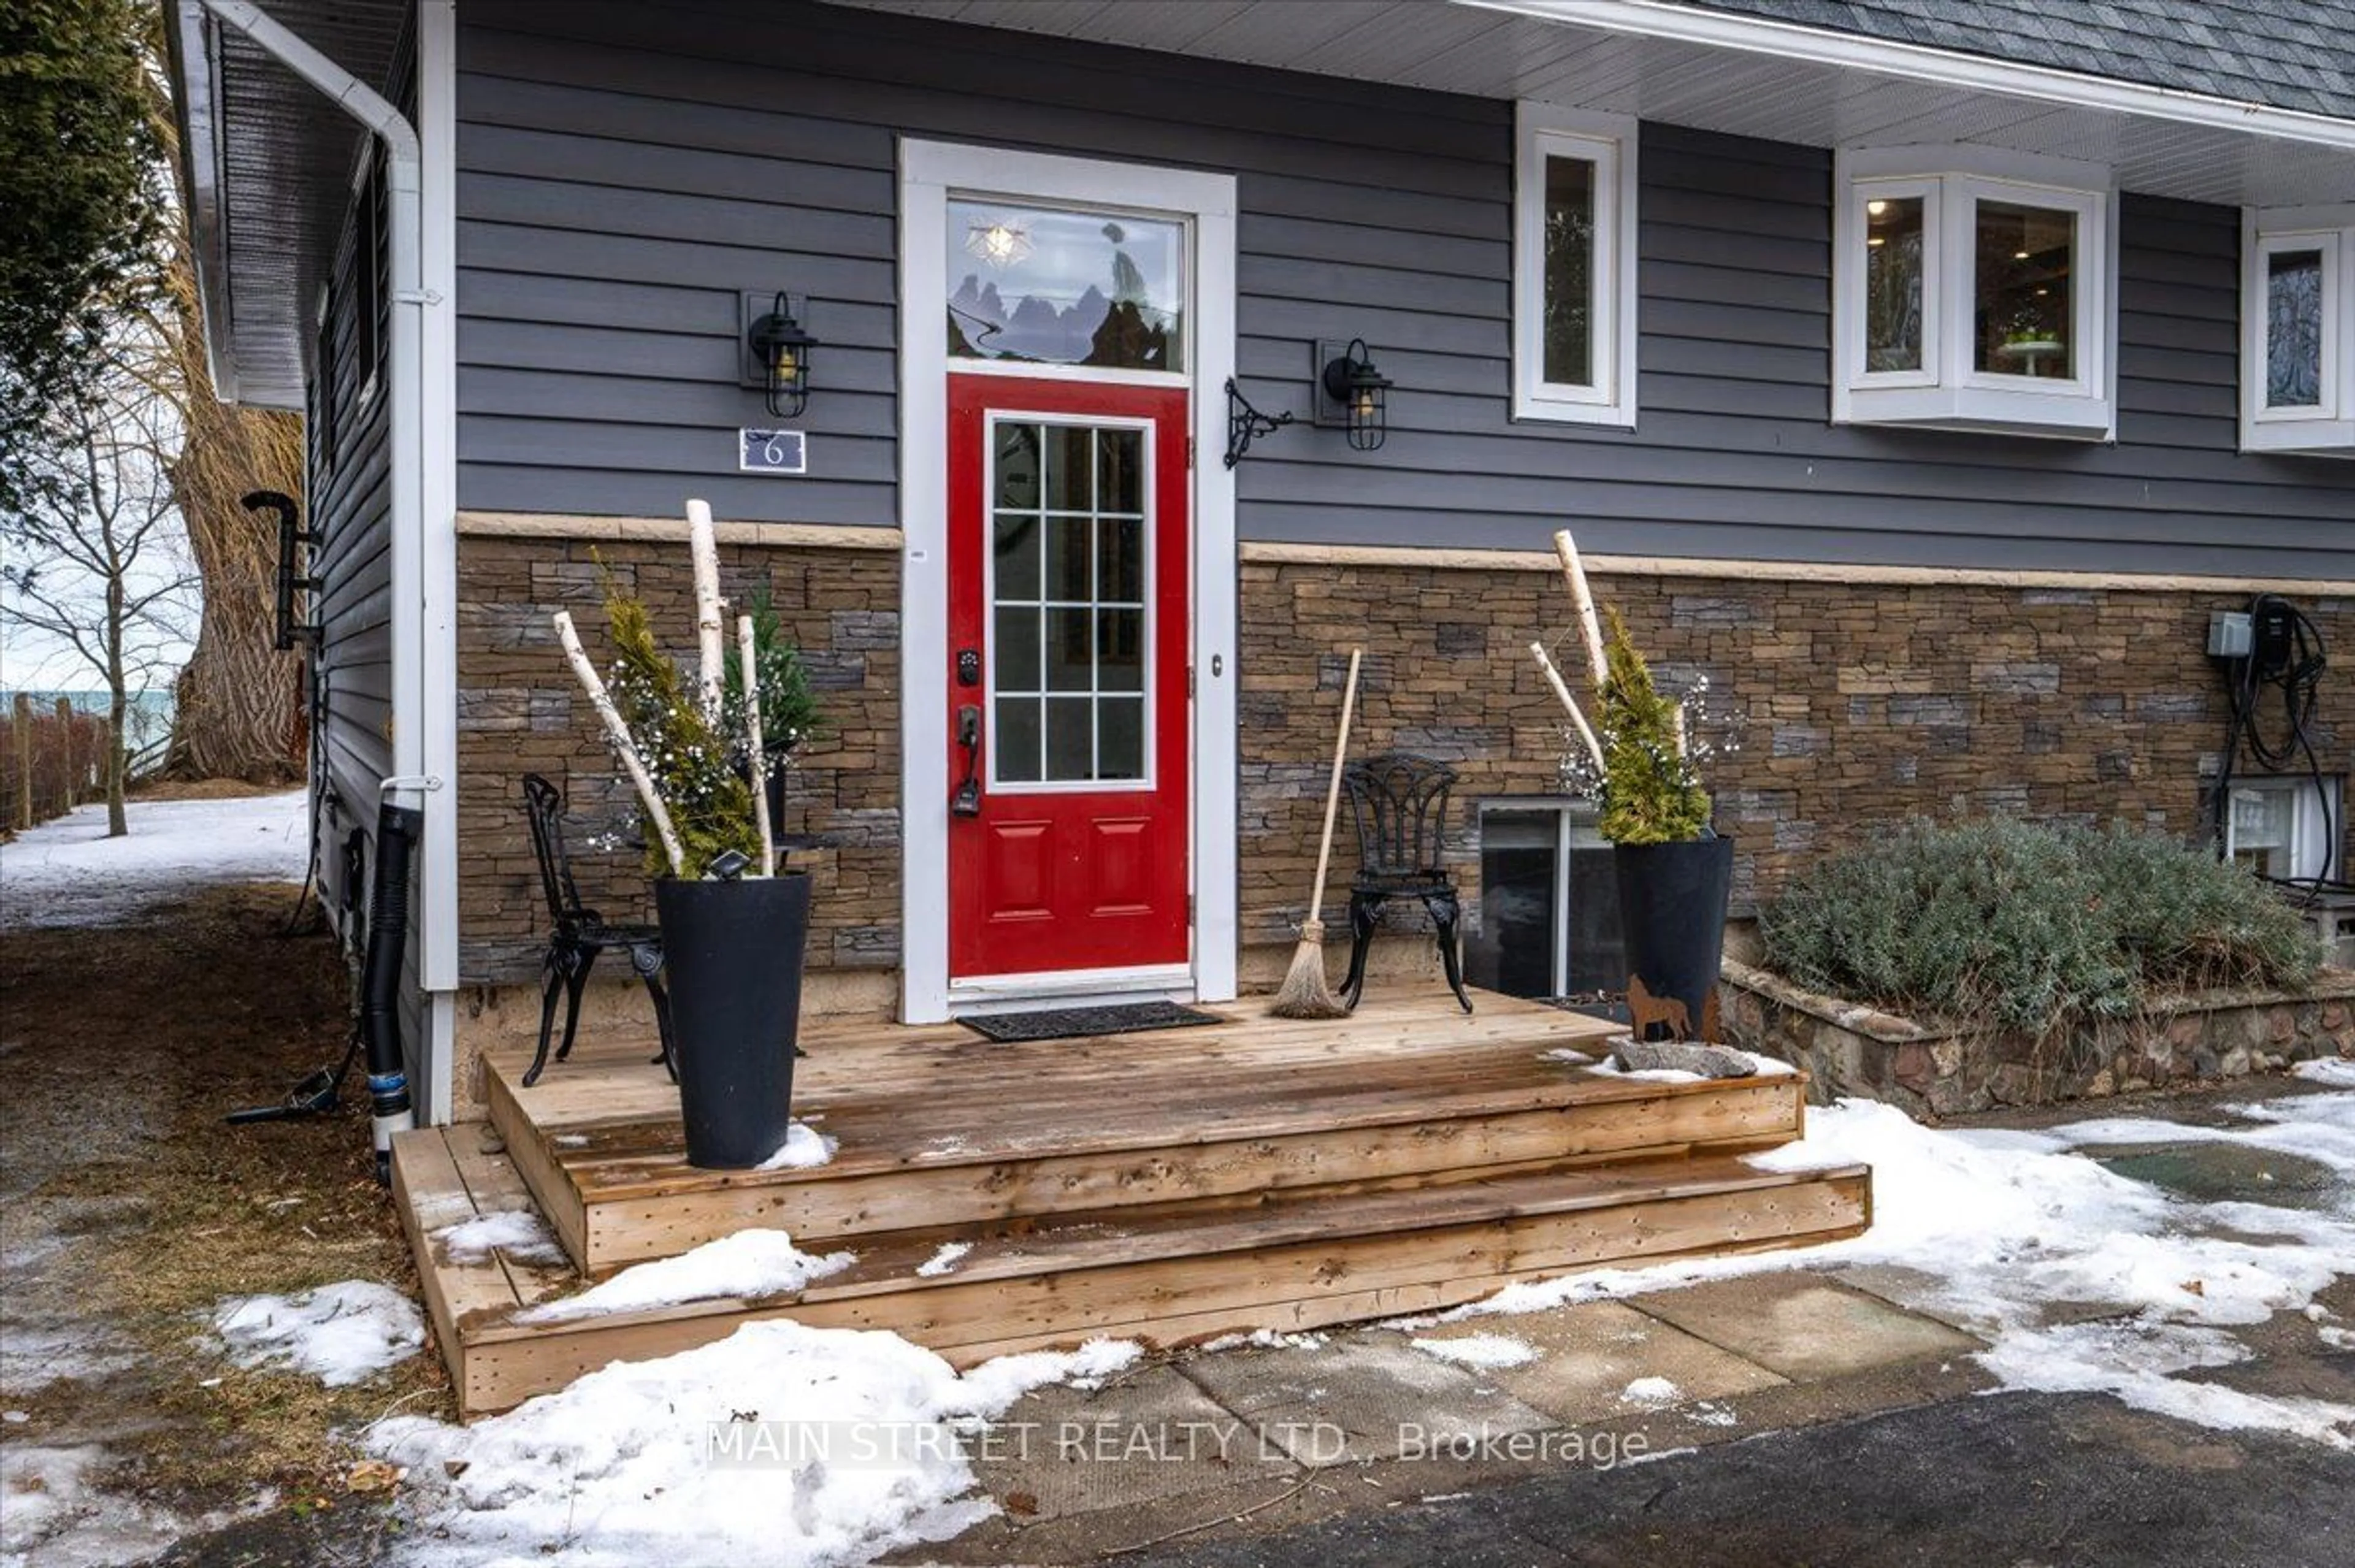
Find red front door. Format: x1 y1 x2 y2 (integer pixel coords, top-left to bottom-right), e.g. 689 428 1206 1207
946 374 1192 981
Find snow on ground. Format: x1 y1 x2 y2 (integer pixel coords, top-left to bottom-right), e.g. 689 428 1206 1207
757 1122 840 1171
2296 1057 2355 1090
0 1442 251 1568
0 790 307 928
1618 1376 1685 1407
1411 1333 1537 1370
1441 1081 2355 1448
437 1210 568 1266
209 1281 424 1388
519 1230 855 1323
371 1326 1137 1568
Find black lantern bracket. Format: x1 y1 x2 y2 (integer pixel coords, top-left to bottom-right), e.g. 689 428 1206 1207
1223 377 1294 468
1314 337 1392 452
741 290 820 419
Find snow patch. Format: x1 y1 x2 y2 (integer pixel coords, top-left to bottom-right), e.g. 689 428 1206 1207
2294 1057 2355 1090
756 1123 839 1171
210 1281 423 1387
1541 1047 1596 1065
437 1210 566 1266
1195 1327 1331 1353
916 1242 972 1279
1411 1334 1537 1370
0 790 307 929
371 1322 1138 1568
1618 1375 1683 1407
519 1230 854 1323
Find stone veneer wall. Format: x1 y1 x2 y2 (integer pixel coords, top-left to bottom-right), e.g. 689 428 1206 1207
455 534 900 995
456 537 2353 1001
1236 560 2353 937
1721 958 2355 1115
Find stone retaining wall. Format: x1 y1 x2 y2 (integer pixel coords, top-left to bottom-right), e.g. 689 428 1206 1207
1720 958 2355 1116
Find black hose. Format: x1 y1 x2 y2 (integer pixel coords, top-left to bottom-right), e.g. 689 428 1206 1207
362 800 421 1184
2212 594 2338 901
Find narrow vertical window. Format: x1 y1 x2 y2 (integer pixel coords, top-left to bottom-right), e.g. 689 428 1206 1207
1863 194 1926 373
2265 247 2326 409
1542 155 1595 388
1514 105 1635 426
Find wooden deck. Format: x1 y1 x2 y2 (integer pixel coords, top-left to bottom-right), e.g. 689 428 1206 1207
396 989 1871 1417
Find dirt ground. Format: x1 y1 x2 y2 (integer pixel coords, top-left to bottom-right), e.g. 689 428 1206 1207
1 878 452 1564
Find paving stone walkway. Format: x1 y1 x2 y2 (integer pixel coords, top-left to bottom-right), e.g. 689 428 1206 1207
902 1268 1997 1564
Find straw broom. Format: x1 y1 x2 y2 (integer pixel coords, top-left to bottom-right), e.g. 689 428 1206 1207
1271 648 1363 1019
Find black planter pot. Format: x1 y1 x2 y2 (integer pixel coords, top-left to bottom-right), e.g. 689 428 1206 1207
654 872 811 1169
1614 836 1734 1041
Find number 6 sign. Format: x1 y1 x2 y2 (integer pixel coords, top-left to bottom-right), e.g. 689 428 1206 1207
737 429 808 475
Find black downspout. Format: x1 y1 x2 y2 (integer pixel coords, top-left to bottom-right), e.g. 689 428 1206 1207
362 800 421 1183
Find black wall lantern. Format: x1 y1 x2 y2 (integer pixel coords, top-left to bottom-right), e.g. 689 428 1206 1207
1315 337 1392 451
746 292 819 419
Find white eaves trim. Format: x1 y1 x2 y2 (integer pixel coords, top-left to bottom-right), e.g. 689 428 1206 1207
1453 0 2355 153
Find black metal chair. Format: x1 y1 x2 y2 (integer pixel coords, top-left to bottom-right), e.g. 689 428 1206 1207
1337 752 1474 1014
522 773 676 1087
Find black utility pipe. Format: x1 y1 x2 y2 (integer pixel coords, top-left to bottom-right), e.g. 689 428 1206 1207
362 800 421 1183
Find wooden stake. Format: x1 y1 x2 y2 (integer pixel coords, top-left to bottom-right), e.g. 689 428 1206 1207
553 610 685 876
1531 641 1606 771
686 499 726 716
1553 530 1609 694
737 614 775 878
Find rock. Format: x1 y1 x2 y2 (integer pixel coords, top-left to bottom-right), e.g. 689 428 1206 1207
1612 1039 1758 1079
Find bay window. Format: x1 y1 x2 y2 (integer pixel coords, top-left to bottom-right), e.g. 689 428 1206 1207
2241 206 2355 454
1835 148 2114 439
1513 104 1637 427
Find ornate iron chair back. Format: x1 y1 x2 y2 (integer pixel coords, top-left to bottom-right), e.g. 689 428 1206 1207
1334 752 1473 1013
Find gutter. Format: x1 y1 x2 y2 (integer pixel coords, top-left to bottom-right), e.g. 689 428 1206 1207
1453 0 2355 153
190 2 455 1030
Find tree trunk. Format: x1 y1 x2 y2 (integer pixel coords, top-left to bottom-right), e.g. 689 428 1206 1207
107 684 128 837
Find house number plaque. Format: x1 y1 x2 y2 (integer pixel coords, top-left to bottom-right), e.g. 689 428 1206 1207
738 429 808 475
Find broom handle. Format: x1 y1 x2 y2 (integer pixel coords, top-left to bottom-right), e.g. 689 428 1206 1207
1305 649 1363 927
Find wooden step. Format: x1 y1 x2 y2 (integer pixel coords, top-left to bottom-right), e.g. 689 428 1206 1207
397 1122 1869 1418
480 992 1804 1273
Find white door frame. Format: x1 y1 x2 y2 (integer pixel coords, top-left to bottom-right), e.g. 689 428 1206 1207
897 139 1239 1023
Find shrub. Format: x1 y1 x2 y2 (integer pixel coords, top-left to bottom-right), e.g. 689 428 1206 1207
1593 606 1712 844
1760 817 2319 1038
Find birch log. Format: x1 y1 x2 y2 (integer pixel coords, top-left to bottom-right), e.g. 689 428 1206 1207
1672 702 1690 759
738 614 775 878
1552 529 1609 694
1531 640 1607 771
554 610 686 876
686 499 726 716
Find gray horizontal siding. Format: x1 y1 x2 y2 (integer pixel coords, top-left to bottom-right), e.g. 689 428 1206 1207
454 0 2355 578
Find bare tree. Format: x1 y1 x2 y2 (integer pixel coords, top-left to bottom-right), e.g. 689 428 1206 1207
2 363 199 835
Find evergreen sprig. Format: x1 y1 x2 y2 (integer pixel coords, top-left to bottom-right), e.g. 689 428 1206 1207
1591 606 1713 844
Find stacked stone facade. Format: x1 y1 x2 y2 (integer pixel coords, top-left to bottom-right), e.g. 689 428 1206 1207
456 534 2353 1003
454 534 900 992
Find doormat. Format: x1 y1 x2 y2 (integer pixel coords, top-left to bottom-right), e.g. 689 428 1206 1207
960 1000 1222 1043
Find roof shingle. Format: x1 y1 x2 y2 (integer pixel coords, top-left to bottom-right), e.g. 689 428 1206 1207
1690 0 2355 120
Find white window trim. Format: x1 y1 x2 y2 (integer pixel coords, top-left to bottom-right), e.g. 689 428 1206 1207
1834 146 2116 440
1512 104 1637 427
898 139 1239 1024
2240 204 2355 455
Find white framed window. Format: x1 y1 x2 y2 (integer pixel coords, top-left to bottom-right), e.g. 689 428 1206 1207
1512 104 1637 427
1465 801 1623 1000
2225 774 2342 884
1834 147 2115 440
2240 205 2355 455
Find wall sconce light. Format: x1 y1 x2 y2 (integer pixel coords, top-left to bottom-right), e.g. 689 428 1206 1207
746 292 819 418
1223 377 1293 468
1315 337 1392 451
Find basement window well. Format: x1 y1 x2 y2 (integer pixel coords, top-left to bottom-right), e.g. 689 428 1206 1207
2241 206 2355 454
1834 147 2115 440
2224 774 2343 884
1466 803 1623 1000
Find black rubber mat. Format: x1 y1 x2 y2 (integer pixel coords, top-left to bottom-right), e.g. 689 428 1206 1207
959 1000 1222 1042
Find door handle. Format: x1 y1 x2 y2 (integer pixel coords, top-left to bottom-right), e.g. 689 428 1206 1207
951 705 982 817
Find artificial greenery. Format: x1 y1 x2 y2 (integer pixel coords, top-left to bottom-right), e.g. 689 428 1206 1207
1761 816 2319 1039
721 586 819 779
1593 606 1714 844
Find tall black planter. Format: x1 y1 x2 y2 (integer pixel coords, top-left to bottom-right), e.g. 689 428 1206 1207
1614 836 1734 1040
654 873 811 1169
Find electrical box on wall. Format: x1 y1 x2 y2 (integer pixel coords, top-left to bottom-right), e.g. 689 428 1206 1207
2208 611 2252 660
